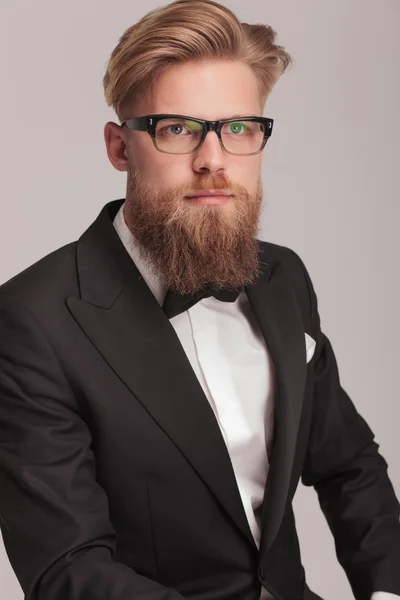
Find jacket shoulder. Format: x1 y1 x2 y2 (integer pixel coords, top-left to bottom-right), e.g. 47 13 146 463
0 241 79 311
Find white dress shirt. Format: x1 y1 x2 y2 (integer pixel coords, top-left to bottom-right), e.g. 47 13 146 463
113 203 396 600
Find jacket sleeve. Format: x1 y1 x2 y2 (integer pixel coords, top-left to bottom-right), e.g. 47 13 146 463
0 293 185 600
292 253 400 600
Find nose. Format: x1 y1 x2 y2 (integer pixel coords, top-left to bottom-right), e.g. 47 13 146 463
192 130 226 174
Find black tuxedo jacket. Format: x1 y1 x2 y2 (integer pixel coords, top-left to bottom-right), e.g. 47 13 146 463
1 199 400 600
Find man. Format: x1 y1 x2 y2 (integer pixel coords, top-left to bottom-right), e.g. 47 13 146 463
0 1 399 599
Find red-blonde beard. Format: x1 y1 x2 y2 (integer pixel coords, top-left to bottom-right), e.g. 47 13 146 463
123 167 264 295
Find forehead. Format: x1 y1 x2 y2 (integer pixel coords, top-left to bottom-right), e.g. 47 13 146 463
138 60 262 120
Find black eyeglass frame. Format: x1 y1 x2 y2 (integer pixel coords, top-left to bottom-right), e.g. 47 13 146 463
120 114 274 156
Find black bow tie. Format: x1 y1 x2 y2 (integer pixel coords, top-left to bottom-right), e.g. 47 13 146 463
162 285 242 319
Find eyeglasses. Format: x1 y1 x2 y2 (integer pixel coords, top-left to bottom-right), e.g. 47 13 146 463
120 114 274 156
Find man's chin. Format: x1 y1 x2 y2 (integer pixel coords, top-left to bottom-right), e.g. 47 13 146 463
168 200 246 242
183 194 234 208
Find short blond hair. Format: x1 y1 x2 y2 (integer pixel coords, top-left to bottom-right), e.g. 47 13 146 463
103 0 292 119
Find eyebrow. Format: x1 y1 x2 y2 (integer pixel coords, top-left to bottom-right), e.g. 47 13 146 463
177 113 261 120
224 113 260 119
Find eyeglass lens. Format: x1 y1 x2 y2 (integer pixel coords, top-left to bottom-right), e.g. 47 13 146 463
154 118 266 154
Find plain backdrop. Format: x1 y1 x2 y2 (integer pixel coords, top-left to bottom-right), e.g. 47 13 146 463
0 1 399 599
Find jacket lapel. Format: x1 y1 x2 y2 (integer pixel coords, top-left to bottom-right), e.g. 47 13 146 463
246 252 308 556
66 199 307 555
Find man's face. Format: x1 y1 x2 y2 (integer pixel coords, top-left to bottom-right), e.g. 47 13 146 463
105 60 268 294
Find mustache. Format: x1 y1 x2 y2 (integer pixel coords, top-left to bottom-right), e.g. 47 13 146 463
182 176 232 194
178 183 252 203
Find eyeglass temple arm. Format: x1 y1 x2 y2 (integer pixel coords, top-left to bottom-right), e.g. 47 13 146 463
121 117 147 131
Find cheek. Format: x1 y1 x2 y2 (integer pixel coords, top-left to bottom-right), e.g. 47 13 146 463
132 154 191 192
153 155 194 183
153 161 189 188
128 136 164 174
229 159 261 191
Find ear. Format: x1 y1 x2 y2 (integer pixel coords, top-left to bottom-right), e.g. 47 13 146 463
104 121 129 172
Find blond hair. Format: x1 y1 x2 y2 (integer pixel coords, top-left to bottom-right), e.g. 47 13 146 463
103 0 292 119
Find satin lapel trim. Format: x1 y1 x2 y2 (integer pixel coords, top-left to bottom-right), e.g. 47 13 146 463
245 258 307 555
66 276 257 549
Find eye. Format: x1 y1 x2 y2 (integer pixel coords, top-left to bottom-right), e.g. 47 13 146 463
225 122 250 135
158 120 203 136
161 123 189 136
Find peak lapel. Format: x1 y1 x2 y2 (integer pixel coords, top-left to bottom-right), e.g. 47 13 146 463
245 247 307 557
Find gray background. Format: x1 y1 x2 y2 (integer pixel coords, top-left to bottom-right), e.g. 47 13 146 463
0 1 399 599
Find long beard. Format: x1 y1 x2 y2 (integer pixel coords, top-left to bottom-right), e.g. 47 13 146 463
123 168 264 295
